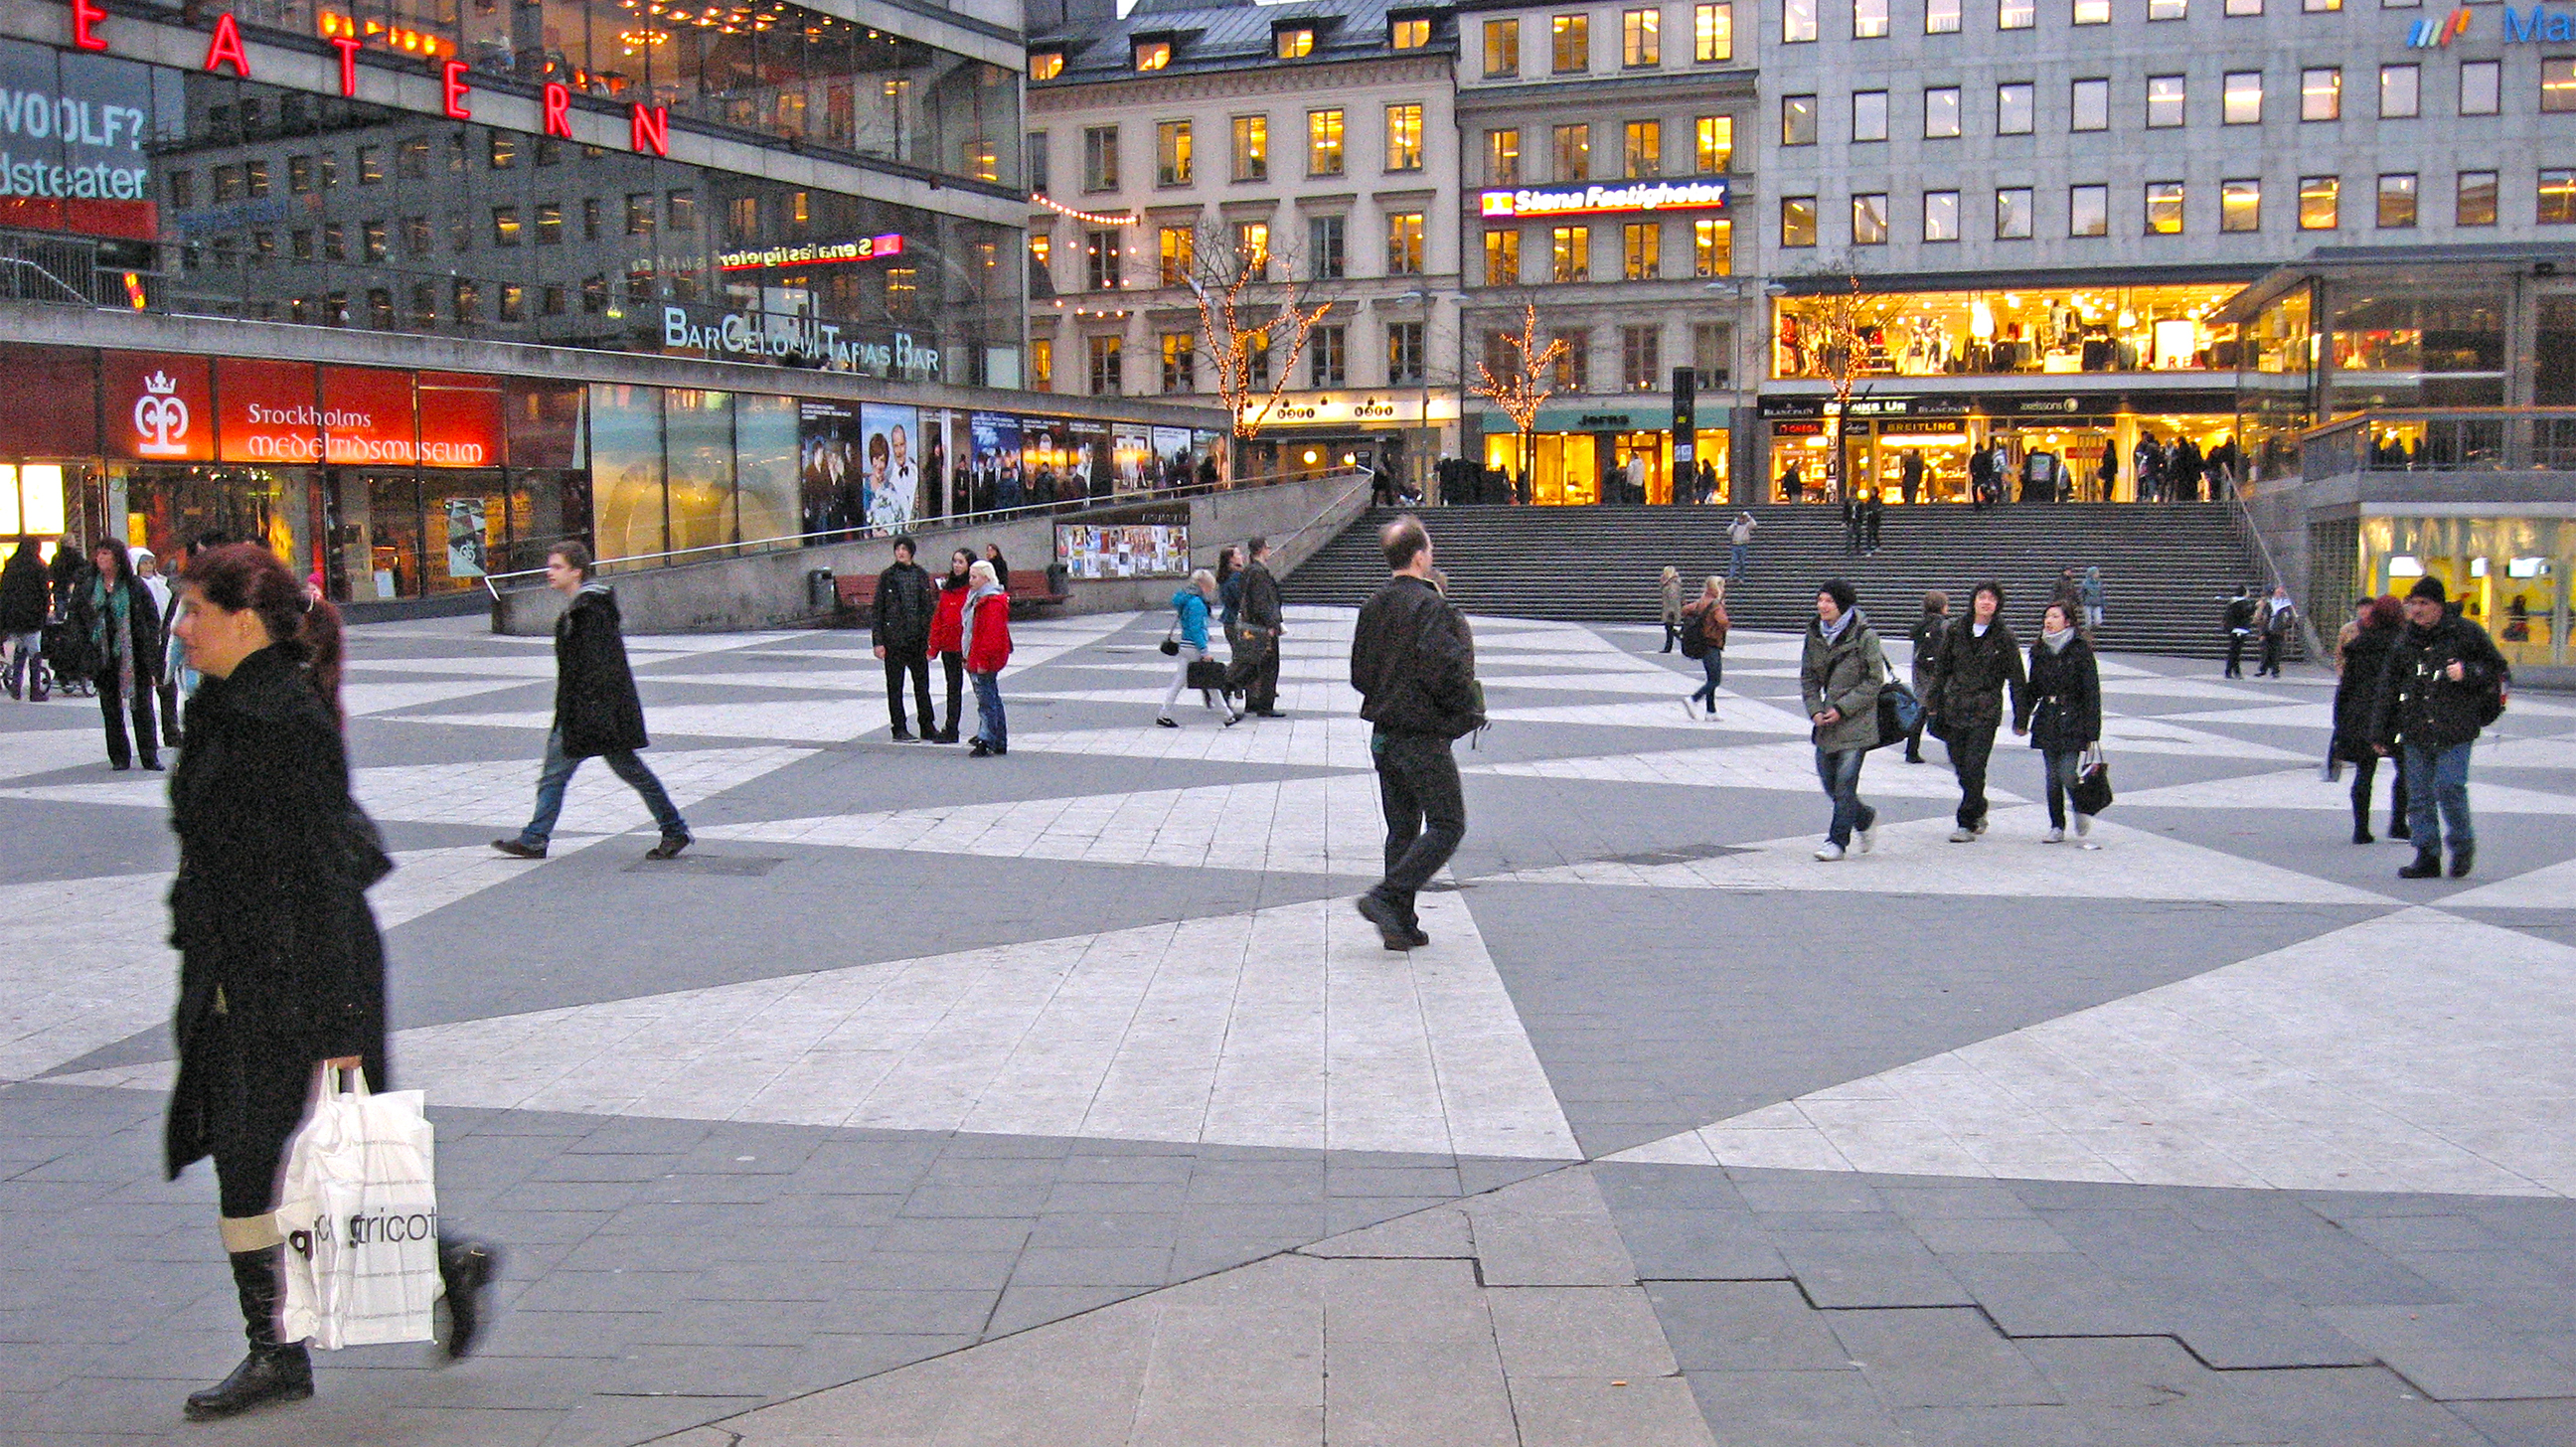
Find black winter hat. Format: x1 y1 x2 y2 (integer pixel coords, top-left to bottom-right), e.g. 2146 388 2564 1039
1820 579 1857 613
2408 575 2448 604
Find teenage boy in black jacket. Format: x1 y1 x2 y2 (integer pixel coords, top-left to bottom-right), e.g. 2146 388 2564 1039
1349 516 1483 952
872 537 936 740
2372 575 2508 881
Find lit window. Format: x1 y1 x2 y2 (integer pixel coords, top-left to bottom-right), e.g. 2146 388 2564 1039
1852 193 1889 244
2460 60 2499 116
1927 0 1962 31
2149 0 2184 16
2224 0 2261 14
1692 217 1731 274
2223 72 2262 124
1156 120 1193 186
2380 64 2419 119
1782 94 1817 146
1391 16 1430 48
1624 120 1663 176
1785 0 1819 42
2074 0 2110 21
1781 195 1819 245
1623 221 1660 278
2541 169 2576 224
2298 175 2339 230
2146 180 2184 234
1485 19 1520 76
1623 8 1661 66
1232 115 1268 182
1552 14 1591 72
1387 213 1425 273
1234 222 1269 275
1276 26 1314 60
1386 103 1424 170
2072 78 2110 131
2302 68 2341 121
1922 190 1960 241
1694 2 1733 59
1030 337 1052 392
2147 75 2184 127
1158 225 1194 285
2070 183 2109 237
1550 225 1591 281
1554 123 1592 179
2458 170 2498 227
1854 0 1890 37
1487 128 1522 184
1925 86 1961 137
1996 186 2033 238
1134 39 1170 72
1387 322 1425 384
1694 115 1732 172
2544 58 2576 113
2303 0 2337 10
1161 332 1195 393
2377 173 2418 229
1852 91 1889 142
2000 0 2035 27
1998 81 2034 134
2221 178 2260 232
1030 52 1063 80
1485 228 1520 285
1308 109 1345 176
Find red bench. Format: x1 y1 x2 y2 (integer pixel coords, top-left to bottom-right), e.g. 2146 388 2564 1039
831 571 1068 624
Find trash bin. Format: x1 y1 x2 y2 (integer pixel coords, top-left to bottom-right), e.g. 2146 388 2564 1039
806 567 836 613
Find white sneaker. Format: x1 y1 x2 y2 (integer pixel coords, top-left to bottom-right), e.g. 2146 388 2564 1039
1814 842 1847 862
2075 815 2100 849
1857 820 1877 854
1947 827 1977 843
1682 697 1699 721
2043 827 2066 844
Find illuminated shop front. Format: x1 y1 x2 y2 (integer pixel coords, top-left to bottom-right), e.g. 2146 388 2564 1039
2356 514 2571 670
1758 392 2240 504
1771 283 2246 383
1478 407 1731 506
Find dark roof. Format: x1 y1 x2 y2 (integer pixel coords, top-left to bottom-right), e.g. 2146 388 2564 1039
1031 0 1454 82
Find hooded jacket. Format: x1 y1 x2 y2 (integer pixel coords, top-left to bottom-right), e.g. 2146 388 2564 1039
1800 610 1886 753
553 581 651 757
2371 611 2506 751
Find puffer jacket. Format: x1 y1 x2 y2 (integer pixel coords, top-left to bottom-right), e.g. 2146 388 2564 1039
1800 611 1885 753
1171 588 1210 650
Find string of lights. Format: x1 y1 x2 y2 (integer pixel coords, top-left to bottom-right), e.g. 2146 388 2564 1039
1031 193 1139 227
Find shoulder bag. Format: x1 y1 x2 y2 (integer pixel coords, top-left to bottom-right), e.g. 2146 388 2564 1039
2069 744 2114 816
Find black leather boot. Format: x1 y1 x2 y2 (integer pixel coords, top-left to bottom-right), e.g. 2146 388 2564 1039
185 1248 313 1421
2350 798 2374 845
2449 844 2475 880
2397 848 2444 880
2389 814 2411 841
437 1236 503 1360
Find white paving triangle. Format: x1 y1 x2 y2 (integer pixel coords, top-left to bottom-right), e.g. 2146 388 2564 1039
2441 857 2576 910
2098 677 2317 705
1487 804 2394 905
2158 703 2337 729
1612 907 2576 1198
345 654 568 678
2118 766 2576 814
699 772 1389 876
1483 698 1815 734
1468 738 2023 802
345 678 546 717
1481 671 1744 699
1005 716 1378 768
408 701 863 743
2096 716 2314 761
0 726 120 780
2479 735 2576 772
69 893 1583 1161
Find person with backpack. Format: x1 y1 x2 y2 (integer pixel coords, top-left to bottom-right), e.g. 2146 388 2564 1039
1923 582 2027 841
2221 585 2257 678
491 542 691 861
1349 515 1482 951
2017 601 2103 848
2372 575 2509 880
1801 579 1885 862
1903 591 1949 763
870 536 936 741
2257 584 2298 677
1679 577 1729 720
1 537 46 700
2334 595 2408 845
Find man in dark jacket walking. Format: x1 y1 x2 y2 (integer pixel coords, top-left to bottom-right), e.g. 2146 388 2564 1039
1234 536 1285 717
1 537 47 699
872 537 937 740
2221 585 2257 677
1801 579 1885 861
2372 575 2508 880
493 543 689 861
1922 581 2026 841
1350 516 1482 951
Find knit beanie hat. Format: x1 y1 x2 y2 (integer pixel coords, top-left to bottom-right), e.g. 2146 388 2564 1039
2408 575 2447 605
1820 578 1857 613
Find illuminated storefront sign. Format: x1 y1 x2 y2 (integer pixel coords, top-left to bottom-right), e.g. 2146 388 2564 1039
718 235 904 270
0 59 156 239
102 352 213 461
2405 5 2573 44
1479 179 1730 219
662 306 942 380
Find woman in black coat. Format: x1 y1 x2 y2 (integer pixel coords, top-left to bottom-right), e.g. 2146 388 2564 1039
0 537 47 699
165 545 495 1421
2333 595 2407 844
75 540 164 769
2016 601 2103 847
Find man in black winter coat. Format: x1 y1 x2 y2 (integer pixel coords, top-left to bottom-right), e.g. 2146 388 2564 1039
493 542 690 861
872 537 937 740
1921 581 2027 841
1233 536 1285 716
2371 575 2508 880
0 537 47 699
1349 516 1482 951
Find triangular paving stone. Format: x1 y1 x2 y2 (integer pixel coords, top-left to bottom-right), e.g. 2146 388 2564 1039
2157 702 2337 728
1484 698 1814 734
2441 857 2576 910
1467 739 2024 802
2117 766 2576 813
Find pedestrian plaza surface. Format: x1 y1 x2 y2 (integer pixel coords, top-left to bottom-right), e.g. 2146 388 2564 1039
3 602 2576 1447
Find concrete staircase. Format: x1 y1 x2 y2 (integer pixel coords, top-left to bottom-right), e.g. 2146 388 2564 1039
1287 504 2285 659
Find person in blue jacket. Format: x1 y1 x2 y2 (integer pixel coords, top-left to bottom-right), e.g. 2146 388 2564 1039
1159 568 1236 726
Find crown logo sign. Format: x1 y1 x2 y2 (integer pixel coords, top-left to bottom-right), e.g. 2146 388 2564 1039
143 371 177 397
133 371 192 457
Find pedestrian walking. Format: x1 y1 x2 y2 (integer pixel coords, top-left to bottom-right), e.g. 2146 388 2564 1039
1903 590 1949 763
1924 582 2027 841
1841 494 1863 554
1967 446 1996 513
48 532 86 614
75 540 165 770
2257 584 2297 677
1727 512 1756 580
141 546 191 745
2221 585 2257 677
926 548 971 743
871 536 936 741
2017 601 2103 847
1350 515 1482 951
1658 565 1685 653
2373 575 2509 879
2334 595 2409 844
1801 580 1885 862
491 542 690 860
164 543 499 1421
1 536 45 700
2050 567 2084 626
1680 577 1729 720
1861 491 1884 553
1232 536 1285 718
1778 459 1803 504
962 558 1013 756
2079 565 2105 632
1216 545 1244 644
1899 450 1923 506
1159 568 1236 726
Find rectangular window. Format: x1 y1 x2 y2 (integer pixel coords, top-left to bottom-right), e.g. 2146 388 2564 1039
363 221 388 262
2299 174 2339 230
2000 0 2035 26
1309 110 1345 176
1488 128 1523 184
1387 321 1425 384
1485 19 1521 76
2074 0 2110 19
2378 173 2418 228
1621 326 1662 390
1030 232 1051 282
2460 60 2500 116
1997 186 2034 237
2458 170 2499 226
1235 222 1270 277
1485 228 1521 284
2224 72 2263 124
2070 184 2109 237
2542 169 2576 224
1086 230 1122 289
2072 78 2110 131
1624 120 1663 176
1276 26 1314 60
492 206 521 246
1310 216 1347 278
1782 195 1819 245
1623 221 1661 278
1692 217 1732 274
1782 94 1818 145
1923 190 1961 240
2302 68 2341 121
2147 75 2184 127
1852 193 1889 243
2150 0 2185 15
1786 0 1820 41
1083 125 1118 191
1387 213 1425 274
1158 225 1194 285
1624 8 1662 65
1233 116 1268 181
2380 64 2419 119
2545 58 2576 113
1998 81 2034 133
1695 117 1733 172
1854 0 1890 36
1157 120 1193 186
1550 225 1591 281
1134 39 1170 72
2304 0 2337 10
1927 0 1962 30
1161 332 1195 393
1310 325 1348 387
1924 86 1962 136
288 155 311 193
1695 2 1734 59
1693 323 1732 388
1392 16 1430 48
1852 90 1889 142
1555 123 1593 179
1031 51 1063 81
1386 104 1424 171
625 193 654 236
1030 337 1052 393
1552 331 1588 392
2146 180 2184 234
2221 178 2261 231
1088 335 1122 395
1553 14 1591 72
2225 0 2260 12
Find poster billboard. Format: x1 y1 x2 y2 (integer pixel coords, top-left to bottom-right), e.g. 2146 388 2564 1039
1111 426 1152 495
860 402 920 535
443 497 488 578
1067 419 1112 502
968 411 1021 516
1149 426 1194 491
798 400 860 538
1055 512 1191 579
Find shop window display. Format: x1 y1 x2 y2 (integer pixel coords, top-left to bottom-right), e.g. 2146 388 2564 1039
1771 284 2242 381
2361 516 2570 668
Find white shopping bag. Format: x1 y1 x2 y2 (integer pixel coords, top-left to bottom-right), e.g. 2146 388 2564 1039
275 1059 443 1349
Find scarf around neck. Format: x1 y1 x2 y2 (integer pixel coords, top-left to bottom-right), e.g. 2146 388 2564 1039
2042 627 2076 653
1819 609 1854 645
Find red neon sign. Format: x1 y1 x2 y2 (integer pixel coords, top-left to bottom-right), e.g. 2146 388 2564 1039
203 12 250 78
440 59 471 120
331 36 361 95
71 0 107 51
630 103 668 158
542 82 572 139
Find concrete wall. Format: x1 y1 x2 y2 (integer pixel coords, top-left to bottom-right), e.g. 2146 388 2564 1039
493 469 1377 635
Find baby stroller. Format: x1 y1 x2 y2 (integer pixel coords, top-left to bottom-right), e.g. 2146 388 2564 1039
42 614 94 698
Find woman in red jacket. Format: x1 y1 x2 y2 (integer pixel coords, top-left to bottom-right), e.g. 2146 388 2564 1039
925 548 971 744
960 559 1013 756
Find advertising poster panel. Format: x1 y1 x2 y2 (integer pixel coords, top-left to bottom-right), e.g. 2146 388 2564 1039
1112 426 1153 495
1018 416 1076 507
443 497 489 577
1067 419 1111 502
969 411 1021 516
1055 504 1190 580
1150 425 1194 491
860 402 920 535
798 400 860 538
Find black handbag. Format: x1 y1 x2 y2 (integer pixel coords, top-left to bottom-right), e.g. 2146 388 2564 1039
1872 678 1923 749
1158 624 1180 657
1186 658 1229 692
2069 746 2114 815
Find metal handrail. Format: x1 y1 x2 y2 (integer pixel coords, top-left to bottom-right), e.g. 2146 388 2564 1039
1271 472 1379 560
481 465 1372 598
2221 470 2323 662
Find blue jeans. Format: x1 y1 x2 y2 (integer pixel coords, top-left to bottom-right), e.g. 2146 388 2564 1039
2041 747 2083 830
518 727 688 847
1728 544 1748 580
971 670 1006 750
1815 746 1875 847
1690 650 1724 707
5 631 38 695
2402 739 2474 851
